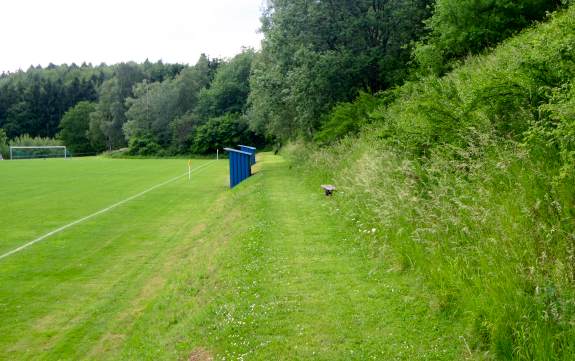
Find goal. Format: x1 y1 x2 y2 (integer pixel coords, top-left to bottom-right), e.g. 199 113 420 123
9 146 68 160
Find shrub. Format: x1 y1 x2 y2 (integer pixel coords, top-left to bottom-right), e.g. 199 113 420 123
314 92 381 144
191 113 259 154
127 135 162 156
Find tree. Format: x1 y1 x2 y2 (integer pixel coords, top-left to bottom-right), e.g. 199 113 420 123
196 50 255 119
0 64 111 140
89 63 145 150
249 0 432 140
4 101 33 138
58 101 97 154
124 79 180 146
89 78 124 150
87 115 108 152
414 0 564 75
191 113 253 154
122 55 219 154
174 54 213 113
0 128 8 158
170 112 200 153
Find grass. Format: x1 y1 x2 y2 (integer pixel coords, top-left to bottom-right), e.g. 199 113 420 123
124 153 465 360
291 5 575 359
287 133 575 360
0 154 466 360
0 157 217 254
0 157 226 359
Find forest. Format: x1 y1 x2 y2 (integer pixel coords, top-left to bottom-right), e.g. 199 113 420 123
1 1 575 357
0 54 262 156
1 0 564 157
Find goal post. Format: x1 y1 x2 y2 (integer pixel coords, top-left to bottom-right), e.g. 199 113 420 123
9 146 68 160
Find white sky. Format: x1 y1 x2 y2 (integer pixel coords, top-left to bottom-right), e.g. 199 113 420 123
0 0 265 73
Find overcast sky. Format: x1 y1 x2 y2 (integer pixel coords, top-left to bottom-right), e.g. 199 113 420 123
0 0 265 73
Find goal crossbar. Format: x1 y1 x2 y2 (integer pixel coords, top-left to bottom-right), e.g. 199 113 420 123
9 146 67 160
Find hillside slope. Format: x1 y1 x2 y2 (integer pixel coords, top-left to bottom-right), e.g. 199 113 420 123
290 6 575 360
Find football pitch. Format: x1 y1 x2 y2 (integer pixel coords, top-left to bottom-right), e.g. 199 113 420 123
0 157 227 359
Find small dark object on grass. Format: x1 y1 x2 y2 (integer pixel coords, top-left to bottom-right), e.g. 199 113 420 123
321 184 336 196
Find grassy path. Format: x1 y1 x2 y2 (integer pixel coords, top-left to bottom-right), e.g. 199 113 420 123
114 154 464 360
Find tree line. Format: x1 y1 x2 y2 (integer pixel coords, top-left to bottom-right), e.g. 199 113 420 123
250 0 564 142
0 0 566 157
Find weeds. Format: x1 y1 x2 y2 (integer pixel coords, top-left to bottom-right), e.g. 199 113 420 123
288 6 575 359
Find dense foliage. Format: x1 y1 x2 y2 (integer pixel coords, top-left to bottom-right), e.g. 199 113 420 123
248 0 432 140
2 1 563 154
0 128 7 158
9 134 62 147
414 0 566 75
58 101 96 154
0 64 105 139
0 54 262 156
123 50 262 155
290 6 575 359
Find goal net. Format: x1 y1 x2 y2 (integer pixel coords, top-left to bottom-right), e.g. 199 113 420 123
9 146 68 160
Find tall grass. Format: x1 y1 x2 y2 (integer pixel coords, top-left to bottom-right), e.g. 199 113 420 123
289 6 575 360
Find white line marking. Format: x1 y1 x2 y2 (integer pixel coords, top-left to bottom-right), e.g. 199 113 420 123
0 160 217 261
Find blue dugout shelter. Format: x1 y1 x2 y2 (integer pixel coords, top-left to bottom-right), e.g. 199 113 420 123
224 148 252 188
238 145 256 165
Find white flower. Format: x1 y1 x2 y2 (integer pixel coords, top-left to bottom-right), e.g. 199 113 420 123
371 228 376 233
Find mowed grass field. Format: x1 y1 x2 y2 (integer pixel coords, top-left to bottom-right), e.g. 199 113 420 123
0 155 464 360
0 157 226 359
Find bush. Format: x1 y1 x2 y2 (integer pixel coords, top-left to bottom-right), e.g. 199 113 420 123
127 135 162 156
191 113 258 154
314 92 381 144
